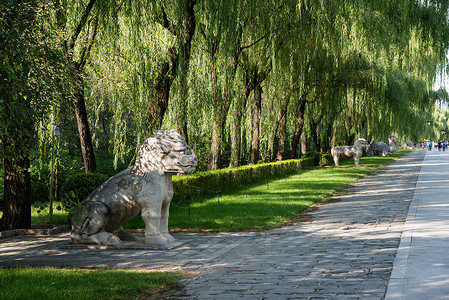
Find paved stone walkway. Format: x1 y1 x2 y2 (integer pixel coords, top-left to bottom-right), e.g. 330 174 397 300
0 150 425 299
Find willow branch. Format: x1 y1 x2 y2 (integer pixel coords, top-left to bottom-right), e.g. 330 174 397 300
79 19 99 71
67 0 97 52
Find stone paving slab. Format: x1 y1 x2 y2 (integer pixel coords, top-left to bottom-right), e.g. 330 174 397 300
0 150 425 299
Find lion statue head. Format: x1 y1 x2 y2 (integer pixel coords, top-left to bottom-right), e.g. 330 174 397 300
135 130 198 175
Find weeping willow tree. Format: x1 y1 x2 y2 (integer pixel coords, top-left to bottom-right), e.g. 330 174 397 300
85 2 174 166
195 0 235 170
297 0 449 151
58 0 449 172
53 0 110 173
77 0 200 167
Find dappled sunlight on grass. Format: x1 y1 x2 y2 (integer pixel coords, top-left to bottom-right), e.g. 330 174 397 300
31 202 71 225
0 203 71 225
170 168 374 231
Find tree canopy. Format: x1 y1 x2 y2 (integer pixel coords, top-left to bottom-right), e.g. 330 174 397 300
77 0 448 168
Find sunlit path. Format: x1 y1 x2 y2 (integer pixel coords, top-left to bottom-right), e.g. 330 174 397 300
386 149 449 299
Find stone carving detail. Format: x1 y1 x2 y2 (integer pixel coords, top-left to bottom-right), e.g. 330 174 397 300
71 130 198 248
331 138 369 167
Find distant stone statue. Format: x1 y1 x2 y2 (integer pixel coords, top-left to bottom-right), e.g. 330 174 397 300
331 138 369 167
387 135 399 153
71 130 198 248
367 135 398 156
367 141 391 157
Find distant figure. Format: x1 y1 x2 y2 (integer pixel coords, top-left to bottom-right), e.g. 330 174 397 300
428 142 432 151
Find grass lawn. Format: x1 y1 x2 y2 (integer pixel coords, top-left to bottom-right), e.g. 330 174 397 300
124 149 413 232
0 203 70 224
31 204 71 225
0 203 71 225
0 267 183 300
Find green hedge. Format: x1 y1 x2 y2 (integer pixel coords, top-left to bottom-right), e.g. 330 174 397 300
321 153 333 166
172 154 331 203
304 151 333 166
60 173 110 212
54 152 332 209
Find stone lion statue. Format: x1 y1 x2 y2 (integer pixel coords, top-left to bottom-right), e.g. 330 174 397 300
331 138 369 167
71 130 198 248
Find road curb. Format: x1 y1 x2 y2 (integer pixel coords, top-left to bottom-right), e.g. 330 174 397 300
0 224 70 239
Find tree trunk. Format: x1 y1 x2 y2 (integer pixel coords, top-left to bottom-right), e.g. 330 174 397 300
290 99 306 158
322 121 333 153
344 116 355 145
233 59 255 166
208 100 230 170
146 45 177 135
175 113 189 145
74 73 96 173
208 119 223 170
275 114 287 161
0 141 31 230
59 0 98 173
230 90 251 167
251 84 262 164
208 44 221 170
264 97 277 163
249 58 272 165
175 0 196 145
208 36 226 170
265 126 276 162
229 115 241 168
301 132 307 155
275 96 290 161
226 29 244 168
311 119 321 152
